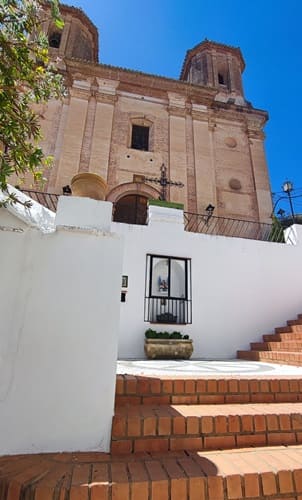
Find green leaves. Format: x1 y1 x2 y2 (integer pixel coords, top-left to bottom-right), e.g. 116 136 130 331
0 0 64 195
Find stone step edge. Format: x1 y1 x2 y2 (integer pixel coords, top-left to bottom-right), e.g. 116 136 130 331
2 447 302 500
115 375 302 406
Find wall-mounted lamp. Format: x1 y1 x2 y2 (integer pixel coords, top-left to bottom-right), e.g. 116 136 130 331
206 204 215 214
205 204 215 224
282 180 295 224
62 185 72 195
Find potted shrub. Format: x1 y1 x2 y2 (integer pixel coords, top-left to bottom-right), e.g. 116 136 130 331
144 328 193 360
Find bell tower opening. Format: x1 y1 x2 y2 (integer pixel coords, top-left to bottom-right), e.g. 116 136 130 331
49 32 61 49
180 40 245 103
218 72 225 85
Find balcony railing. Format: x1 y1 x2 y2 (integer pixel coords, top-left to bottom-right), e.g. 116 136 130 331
144 297 192 324
20 189 60 212
184 212 285 243
19 190 285 243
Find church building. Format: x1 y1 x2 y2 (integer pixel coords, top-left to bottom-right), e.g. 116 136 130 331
34 3 272 224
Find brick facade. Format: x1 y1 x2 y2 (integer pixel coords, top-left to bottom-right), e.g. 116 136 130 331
34 4 273 223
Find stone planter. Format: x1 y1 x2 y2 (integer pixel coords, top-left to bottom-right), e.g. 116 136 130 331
144 339 193 360
71 173 107 201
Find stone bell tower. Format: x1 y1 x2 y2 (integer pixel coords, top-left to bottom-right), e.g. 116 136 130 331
42 3 99 63
180 39 246 106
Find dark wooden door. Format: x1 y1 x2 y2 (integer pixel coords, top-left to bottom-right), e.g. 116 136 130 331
113 195 148 225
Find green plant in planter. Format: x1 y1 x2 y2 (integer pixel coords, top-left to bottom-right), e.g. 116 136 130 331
144 328 193 359
170 331 182 339
145 329 190 340
145 328 157 339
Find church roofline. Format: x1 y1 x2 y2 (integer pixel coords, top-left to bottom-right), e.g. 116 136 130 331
65 56 217 97
180 39 245 80
64 57 268 124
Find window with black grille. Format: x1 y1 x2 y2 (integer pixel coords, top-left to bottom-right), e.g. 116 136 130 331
131 125 149 151
144 254 192 324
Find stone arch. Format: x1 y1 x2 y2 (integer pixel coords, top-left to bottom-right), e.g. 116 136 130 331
106 182 160 204
107 182 161 225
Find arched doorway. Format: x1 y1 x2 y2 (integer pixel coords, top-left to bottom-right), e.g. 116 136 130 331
113 194 148 225
107 182 161 225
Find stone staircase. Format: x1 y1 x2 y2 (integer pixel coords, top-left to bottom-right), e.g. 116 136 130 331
238 313 302 366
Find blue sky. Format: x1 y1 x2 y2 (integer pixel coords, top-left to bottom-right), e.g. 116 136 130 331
64 0 302 214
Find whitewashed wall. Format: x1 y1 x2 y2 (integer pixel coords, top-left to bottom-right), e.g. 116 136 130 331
0 195 123 455
114 206 302 360
1 191 302 455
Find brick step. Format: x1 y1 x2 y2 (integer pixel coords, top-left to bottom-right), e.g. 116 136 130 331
251 341 302 351
2 446 302 500
115 374 302 406
275 324 302 333
111 402 302 454
288 319 302 326
263 331 302 342
238 349 302 366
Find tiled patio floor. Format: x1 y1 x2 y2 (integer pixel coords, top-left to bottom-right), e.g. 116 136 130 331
117 358 302 377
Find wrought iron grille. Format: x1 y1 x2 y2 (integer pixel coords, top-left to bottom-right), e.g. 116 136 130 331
20 190 60 211
144 297 192 324
184 212 285 243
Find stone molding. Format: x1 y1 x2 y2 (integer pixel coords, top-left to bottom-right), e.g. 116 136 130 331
106 182 160 203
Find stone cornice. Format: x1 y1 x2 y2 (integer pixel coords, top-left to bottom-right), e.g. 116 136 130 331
168 106 187 117
96 93 117 105
64 58 217 103
63 58 268 124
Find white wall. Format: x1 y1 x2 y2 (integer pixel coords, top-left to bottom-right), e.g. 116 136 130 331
114 206 302 359
0 196 123 455
2 193 302 454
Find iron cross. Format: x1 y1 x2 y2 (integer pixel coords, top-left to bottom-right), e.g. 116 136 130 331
145 164 184 201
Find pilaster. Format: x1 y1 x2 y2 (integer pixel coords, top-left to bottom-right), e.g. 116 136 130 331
247 125 273 223
53 80 90 189
167 93 187 205
89 79 118 180
191 105 217 214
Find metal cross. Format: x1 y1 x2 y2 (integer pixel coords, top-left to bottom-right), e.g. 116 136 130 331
145 164 184 201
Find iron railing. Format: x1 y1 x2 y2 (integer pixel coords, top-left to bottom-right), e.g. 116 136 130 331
144 297 192 324
184 212 285 243
20 189 60 212
19 190 285 243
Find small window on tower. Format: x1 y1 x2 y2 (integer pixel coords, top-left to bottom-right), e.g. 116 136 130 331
131 125 149 151
49 32 61 49
218 73 225 85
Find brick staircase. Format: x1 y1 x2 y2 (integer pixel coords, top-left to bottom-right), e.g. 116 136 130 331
112 375 302 454
109 374 302 498
2 373 302 499
238 313 302 366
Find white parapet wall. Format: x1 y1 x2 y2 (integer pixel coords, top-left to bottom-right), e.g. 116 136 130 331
0 194 123 455
114 204 302 360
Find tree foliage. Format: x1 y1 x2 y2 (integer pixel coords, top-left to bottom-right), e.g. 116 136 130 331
0 0 64 197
